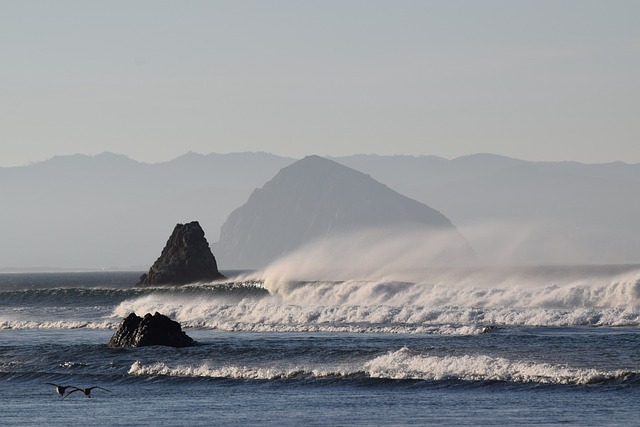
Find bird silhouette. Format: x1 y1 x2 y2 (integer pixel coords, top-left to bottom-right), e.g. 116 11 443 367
63 386 110 399
45 383 76 397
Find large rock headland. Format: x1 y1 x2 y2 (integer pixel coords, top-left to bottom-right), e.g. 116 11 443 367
213 155 474 269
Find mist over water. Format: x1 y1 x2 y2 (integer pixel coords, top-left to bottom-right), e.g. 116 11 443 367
250 226 479 284
245 227 640 309
110 226 640 332
6 225 637 334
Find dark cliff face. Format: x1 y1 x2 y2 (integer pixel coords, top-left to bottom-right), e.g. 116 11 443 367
214 155 473 269
137 221 225 286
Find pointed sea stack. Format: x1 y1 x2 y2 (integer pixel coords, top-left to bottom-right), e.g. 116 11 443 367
137 221 225 286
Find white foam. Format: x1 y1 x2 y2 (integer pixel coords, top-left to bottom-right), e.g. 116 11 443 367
264 275 640 309
127 361 354 380
0 319 117 330
364 348 628 385
112 273 640 332
128 349 633 385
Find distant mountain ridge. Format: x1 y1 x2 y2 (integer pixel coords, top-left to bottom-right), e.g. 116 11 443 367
0 152 293 269
213 155 472 269
335 154 640 264
1 151 639 269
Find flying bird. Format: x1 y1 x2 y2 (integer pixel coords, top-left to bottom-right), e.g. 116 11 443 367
63 386 110 399
45 383 75 397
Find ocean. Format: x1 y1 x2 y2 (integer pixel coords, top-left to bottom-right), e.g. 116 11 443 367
1 267 639 426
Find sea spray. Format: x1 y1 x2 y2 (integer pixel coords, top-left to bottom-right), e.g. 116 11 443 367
112 273 640 331
247 226 478 285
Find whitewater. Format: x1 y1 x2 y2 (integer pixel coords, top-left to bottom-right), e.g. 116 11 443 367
1 267 639 426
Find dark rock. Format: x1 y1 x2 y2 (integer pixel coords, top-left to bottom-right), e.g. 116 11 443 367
137 221 225 286
108 312 195 348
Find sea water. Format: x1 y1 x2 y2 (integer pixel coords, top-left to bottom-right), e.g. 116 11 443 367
1 268 639 426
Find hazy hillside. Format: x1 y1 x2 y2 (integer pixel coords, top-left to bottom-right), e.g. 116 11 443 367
0 152 292 269
335 154 640 264
213 155 472 269
1 151 639 270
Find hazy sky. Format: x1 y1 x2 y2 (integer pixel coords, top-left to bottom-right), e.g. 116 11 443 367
2 0 639 167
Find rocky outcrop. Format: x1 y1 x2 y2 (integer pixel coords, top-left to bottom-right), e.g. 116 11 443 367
108 312 195 348
137 221 225 286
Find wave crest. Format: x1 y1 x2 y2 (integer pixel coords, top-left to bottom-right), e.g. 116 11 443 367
112 274 640 331
128 349 638 386
127 361 354 380
364 348 636 385
0 319 116 330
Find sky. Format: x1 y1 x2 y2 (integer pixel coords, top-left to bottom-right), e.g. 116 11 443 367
1 0 639 167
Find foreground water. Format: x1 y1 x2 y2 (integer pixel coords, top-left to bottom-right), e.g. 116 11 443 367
1 268 639 426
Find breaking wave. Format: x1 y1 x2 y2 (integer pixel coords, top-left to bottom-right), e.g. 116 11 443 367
6 268 638 331
0 319 117 330
128 348 639 386
112 271 640 332
128 361 357 381
0 282 266 307
364 348 639 385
